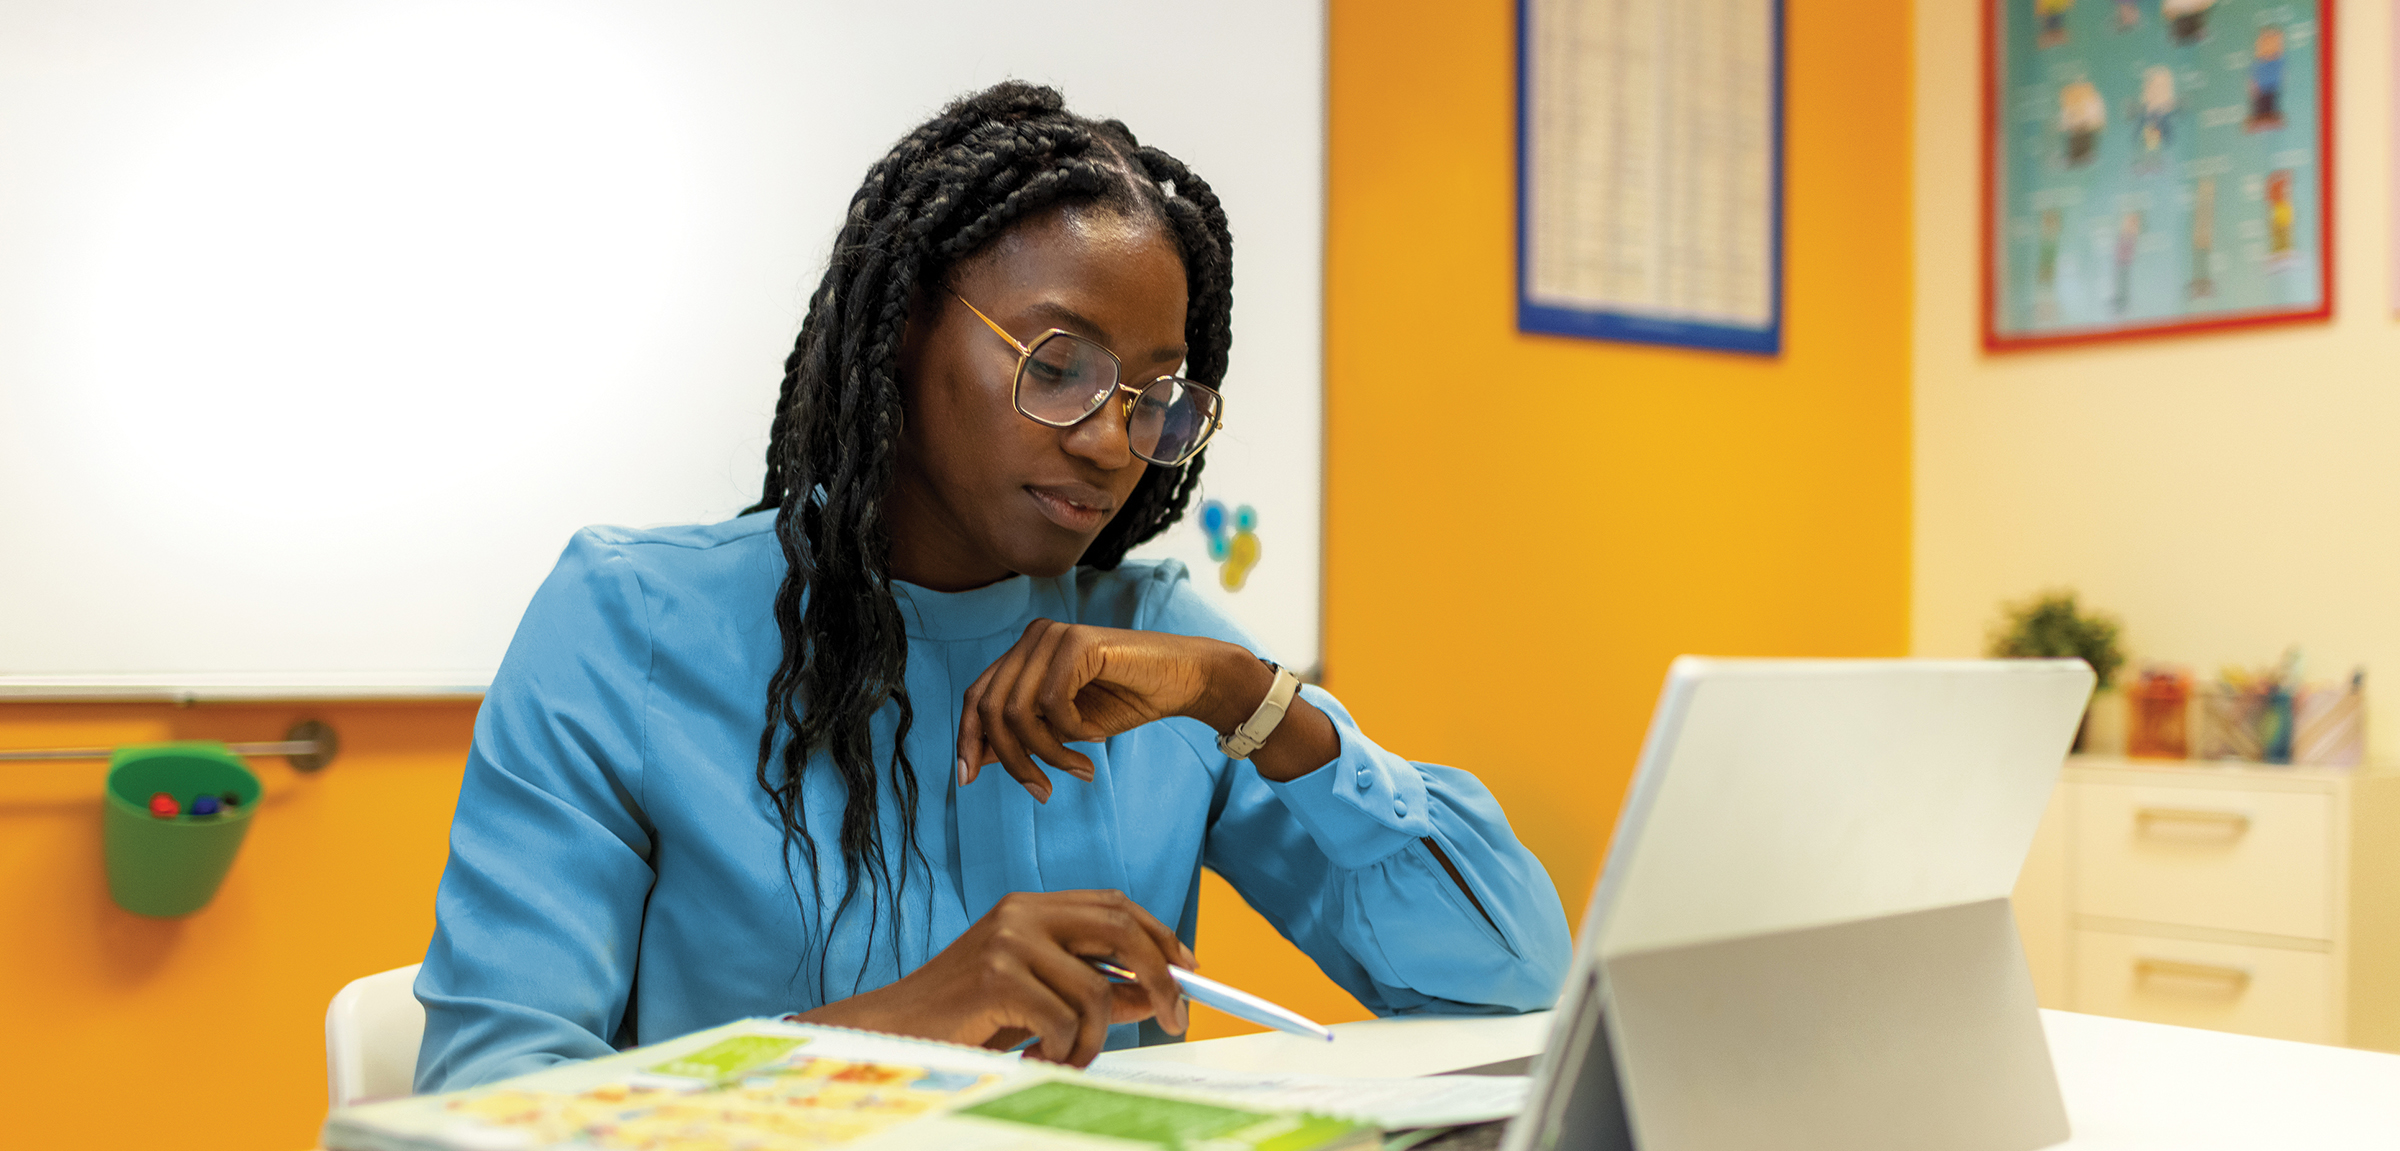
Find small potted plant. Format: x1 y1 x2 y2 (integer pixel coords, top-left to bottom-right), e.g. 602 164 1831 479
1988 590 2126 752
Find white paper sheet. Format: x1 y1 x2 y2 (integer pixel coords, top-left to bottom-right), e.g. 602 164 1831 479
1081 1063 1528 1130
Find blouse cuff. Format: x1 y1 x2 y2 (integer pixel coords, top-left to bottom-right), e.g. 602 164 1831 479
1260 685 1431 870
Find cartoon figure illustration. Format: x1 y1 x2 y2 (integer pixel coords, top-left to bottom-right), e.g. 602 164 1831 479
2111 211 2141 315
2059 80 2105 167
2135 65 2176 163
2265 169 2295 260
2036 210 2063 290
2036 0 2074 49
2247 26 2286 131
2162 0 2214 44
1198 499 1262 591
2189 176 2215 297
2116 0 2139 30
2035 209 2064 322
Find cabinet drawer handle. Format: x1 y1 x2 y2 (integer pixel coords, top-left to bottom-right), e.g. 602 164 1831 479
2134 807 2251 840
2134 957 2252 997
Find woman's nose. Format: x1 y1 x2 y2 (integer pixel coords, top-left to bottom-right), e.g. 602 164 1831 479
1061 388 1137 469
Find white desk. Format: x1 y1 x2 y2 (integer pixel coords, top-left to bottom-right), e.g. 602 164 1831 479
1098 1009 2400 1149
2039 1009 2400 1149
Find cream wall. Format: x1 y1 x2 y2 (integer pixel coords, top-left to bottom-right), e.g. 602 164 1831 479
1915 0 2400 761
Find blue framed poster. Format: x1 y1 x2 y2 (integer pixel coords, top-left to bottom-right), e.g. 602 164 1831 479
1517 0 1787 355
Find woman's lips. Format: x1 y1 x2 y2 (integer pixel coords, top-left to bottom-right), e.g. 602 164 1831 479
1025 484 1112 532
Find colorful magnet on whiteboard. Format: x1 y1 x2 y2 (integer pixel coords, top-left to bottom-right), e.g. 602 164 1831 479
190 795 222 817
1199 500 1231 561
148 792 179 819
1221 505 1262 592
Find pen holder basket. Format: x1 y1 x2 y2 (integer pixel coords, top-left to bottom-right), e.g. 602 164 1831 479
2293 685 2366 767
102 743 262 917
2194 686 2265 762
2125 675 2191 759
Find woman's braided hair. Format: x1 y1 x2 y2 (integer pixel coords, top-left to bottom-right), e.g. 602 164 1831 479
742 81 1234 993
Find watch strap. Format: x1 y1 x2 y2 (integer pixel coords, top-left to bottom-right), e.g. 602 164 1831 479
1216 661 1302 761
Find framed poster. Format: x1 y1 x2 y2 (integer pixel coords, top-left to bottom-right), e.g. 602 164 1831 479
1985 0 2334 351
1518 0 1786 355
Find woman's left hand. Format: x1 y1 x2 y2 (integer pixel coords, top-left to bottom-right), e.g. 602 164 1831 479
956 620 1283 801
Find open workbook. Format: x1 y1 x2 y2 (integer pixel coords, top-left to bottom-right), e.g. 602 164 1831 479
321 1017 1384 1151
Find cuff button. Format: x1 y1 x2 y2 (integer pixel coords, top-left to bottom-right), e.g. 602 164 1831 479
1392 797 1408 816
1354 772 1373 792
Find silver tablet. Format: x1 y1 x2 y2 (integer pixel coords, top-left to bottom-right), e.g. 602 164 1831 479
1506 658 2090 1151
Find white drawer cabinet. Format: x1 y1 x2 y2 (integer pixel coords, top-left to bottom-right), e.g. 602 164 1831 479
2012 757 2400 1052
2074 782 2334 940
2072 929 2334 1044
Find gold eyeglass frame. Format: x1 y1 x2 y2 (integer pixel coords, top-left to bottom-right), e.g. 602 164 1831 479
955 293 1224 467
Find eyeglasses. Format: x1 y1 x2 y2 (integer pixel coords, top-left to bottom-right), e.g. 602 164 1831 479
955 294 1224 467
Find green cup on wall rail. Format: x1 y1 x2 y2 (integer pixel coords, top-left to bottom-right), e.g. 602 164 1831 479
102 742 262 917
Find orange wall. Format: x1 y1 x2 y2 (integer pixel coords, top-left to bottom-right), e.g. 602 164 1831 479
1194 0 1918 1020
0 701 474 1149
1196 0 1917 1036
0 1 1914 1143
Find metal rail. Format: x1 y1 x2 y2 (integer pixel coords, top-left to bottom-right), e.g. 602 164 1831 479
0 720 340 771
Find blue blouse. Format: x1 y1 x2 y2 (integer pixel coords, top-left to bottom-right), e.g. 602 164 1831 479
414 512 1570 1091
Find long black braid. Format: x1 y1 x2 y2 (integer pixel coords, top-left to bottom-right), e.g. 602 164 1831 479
742 81 1235 997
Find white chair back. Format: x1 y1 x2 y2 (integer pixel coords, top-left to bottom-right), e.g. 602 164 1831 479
326 962 426 1110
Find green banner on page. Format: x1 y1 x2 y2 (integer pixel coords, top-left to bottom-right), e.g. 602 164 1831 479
960 1080 1364 1150
644 1034 808 1081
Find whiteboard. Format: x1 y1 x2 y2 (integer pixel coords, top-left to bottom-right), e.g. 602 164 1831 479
0 0 1323 699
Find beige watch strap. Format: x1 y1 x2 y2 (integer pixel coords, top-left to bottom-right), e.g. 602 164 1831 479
1216 662 1302 761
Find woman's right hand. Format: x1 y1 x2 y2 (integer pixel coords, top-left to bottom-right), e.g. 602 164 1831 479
791 888 1194 1067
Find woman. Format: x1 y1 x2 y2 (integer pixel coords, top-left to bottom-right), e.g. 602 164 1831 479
414 82 1570 1091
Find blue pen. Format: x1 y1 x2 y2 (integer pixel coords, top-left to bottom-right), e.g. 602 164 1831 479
1086 957 1335 1042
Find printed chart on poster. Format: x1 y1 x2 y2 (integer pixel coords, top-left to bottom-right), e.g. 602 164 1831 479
1986 0 2332 349
0 0 1323 698
1518 0 1786 355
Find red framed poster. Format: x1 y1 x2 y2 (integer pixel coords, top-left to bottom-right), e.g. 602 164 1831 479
1983 0 2334 351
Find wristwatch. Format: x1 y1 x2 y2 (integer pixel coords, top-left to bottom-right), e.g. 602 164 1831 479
1216 660 1302 760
